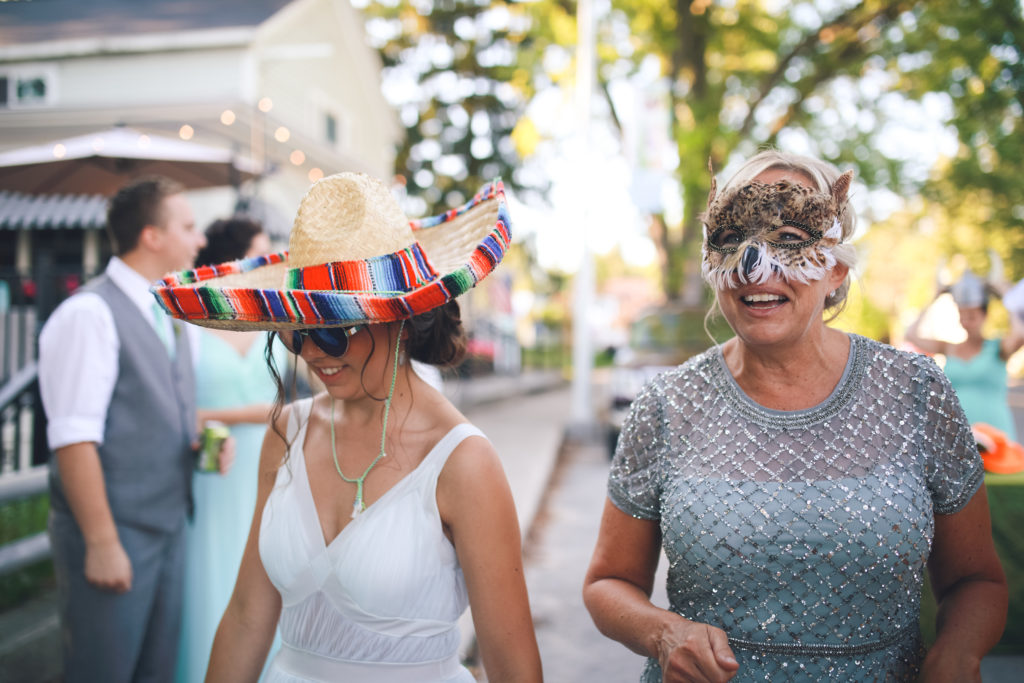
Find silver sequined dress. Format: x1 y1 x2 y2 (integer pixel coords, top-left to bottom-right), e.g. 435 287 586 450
609 334 983 681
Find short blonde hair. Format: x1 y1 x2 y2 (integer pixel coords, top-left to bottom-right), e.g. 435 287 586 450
713 150 857 319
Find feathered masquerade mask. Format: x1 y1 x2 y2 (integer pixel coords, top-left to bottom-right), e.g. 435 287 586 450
701 168 854 290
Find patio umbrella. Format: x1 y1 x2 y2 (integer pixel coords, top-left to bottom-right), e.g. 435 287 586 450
0 127 262 195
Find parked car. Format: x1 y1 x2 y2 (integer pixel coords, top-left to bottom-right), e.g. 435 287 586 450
605 303 731 455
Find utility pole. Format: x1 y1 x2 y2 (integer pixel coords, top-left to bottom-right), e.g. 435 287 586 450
569 0 596 439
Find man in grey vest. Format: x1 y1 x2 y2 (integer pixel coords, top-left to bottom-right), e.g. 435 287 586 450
39 176 219 682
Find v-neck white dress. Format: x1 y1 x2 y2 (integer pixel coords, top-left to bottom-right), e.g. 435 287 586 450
259 398 478 682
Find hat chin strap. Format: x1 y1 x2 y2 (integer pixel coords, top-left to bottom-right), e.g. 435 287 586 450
329 320 404 519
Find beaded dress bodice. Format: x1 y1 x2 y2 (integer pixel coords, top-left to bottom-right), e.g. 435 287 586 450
609 334 983 682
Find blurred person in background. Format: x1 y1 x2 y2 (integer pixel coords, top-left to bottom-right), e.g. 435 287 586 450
584 150 1006 682
39 176 230 683
905 269 1024 452
175 216 285 683
154 173 541 682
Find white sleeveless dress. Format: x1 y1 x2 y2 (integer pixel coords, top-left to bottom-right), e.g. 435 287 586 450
259 398 478 683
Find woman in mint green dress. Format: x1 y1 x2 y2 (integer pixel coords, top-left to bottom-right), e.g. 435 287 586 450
175 218 284 683
906 270 1024 440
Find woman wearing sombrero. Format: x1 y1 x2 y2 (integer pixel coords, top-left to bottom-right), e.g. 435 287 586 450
155 173 542 682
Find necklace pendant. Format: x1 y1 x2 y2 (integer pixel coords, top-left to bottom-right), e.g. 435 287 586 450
350 498 363 519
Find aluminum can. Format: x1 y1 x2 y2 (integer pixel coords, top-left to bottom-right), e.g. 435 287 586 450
197 421 230 473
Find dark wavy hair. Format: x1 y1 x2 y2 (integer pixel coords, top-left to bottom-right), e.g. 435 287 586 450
195 216 264 267
407 300 467 368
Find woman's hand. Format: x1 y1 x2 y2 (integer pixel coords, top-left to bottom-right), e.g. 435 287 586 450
584 501 740 683
217 436 236 475
656 617 738 683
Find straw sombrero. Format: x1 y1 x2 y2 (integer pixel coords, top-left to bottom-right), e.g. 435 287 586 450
152 173 510 330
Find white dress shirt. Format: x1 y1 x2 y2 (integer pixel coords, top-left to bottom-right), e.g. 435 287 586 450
38 257 188 451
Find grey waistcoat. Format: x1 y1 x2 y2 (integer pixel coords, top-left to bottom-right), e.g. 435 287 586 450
48 274 196 534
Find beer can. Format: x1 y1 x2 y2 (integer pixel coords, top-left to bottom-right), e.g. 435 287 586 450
197 421 230 473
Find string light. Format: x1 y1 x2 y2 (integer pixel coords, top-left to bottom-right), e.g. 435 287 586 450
290 150 305 165
258 97 273 113
220 110 236 125
308 167 324 182
52 143 66 159
274 126 290 143
179 124 194 140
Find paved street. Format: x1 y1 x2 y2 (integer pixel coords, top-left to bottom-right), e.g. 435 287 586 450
522 439 668 682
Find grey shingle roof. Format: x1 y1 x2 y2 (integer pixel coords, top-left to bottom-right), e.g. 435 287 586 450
0 0 294 46
0 191 107 230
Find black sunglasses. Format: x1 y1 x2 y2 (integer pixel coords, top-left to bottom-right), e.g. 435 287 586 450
277 325 364 357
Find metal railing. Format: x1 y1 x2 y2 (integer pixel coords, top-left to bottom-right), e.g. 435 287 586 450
0 362 47 473
0 470 49 577
0 265 94 578
0 362 50 577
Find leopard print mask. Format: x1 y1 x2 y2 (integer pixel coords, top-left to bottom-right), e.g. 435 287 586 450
701 170 853 290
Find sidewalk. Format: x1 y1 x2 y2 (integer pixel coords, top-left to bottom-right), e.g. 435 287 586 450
522 439 668 681
451 375 571 669
443 368 565 412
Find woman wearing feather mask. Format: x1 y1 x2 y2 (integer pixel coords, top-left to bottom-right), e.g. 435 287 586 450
584 150 1006 682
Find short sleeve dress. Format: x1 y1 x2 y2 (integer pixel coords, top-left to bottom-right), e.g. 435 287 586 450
609 334 983 682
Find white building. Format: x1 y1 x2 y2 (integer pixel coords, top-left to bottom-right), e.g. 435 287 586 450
0 0 400 279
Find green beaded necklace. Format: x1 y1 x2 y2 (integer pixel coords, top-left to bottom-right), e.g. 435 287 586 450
329 321 403 519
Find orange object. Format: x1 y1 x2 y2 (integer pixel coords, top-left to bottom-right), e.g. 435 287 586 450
972 423 1024 474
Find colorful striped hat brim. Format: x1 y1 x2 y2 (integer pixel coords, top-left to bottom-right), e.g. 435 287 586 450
152 175 510 331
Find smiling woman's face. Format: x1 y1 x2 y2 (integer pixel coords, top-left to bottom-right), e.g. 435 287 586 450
298 322 404 401
712 169 849 350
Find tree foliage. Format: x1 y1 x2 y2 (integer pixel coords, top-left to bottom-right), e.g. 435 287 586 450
897 0 1024 269
614 0 1024 303
357 0 553 215
358 0 1024 308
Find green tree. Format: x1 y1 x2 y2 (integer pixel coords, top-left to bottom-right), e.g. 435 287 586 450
898 0 1024 269
599 0 1023 303
604 0 917 301
358 0 1024 307
357 0 554 214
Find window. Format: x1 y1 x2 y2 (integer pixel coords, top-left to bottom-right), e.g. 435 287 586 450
16 76 46 104
0 65 56 109
325 113 337 145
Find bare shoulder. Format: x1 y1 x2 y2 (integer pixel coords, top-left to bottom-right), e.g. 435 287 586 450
436 425 508 505
435 423 518 540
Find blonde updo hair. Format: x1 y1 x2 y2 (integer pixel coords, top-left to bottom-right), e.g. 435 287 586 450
712 150 858 320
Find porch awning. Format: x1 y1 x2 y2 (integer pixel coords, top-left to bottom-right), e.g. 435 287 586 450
0 191 107 231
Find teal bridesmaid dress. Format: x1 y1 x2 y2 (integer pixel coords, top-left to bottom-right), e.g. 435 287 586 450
943 338 1017 440
175 331 284 682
